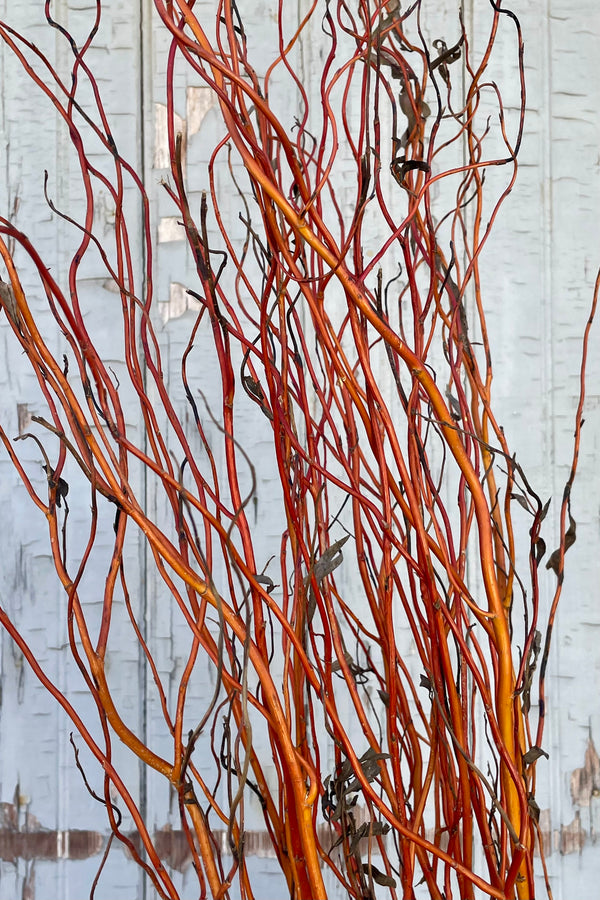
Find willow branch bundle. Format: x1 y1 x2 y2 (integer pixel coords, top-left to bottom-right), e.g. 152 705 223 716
0 1 595 899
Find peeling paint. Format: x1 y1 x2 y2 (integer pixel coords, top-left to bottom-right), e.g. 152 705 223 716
16 403 31 435
0 798 104 862
22 865 34 900
154 103 185 170
153 826 194 872
186 85 216 136
0 805 385 871
0 828 104 863
160 282 202 324
537 807 552 854
0 822 279 868
560 812 586 855
158 216 185 243
571 737 600 807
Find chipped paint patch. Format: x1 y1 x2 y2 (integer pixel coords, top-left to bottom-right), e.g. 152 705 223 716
560 812 586 855
571 737 600 807
531 736 600 856
160 282 202 324
186 86 216 136
154 103 185 170
153 826 194 872
0 801 103 862
0 828 104 862
158 216 185 243
17 403 31 435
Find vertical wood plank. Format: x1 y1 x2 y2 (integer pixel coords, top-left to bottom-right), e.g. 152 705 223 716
0 2 147 897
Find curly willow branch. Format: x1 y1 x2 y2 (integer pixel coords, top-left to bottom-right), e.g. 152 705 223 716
0 1 594 899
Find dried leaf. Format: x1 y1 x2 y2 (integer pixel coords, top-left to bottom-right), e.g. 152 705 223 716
521 630 541 715
312 535 350 583
327 791 358 824
445 388 462 421
420 673 433 692
305 536 350 623
431 35 464 72
56 476 69 508
511 492 531 513
241 374 273 420
522 745 549 767
242 374 264 401
362 863 397 888
254 573 276 593
534 537 546 567
527 793 540 823
43 465 69 508
546 513 576 575
349 820 390 854
345 748 390 794
330 651 354 673
0 279 19 327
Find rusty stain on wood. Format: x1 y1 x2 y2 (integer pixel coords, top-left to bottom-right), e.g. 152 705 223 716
0 828 104 863
22 869 34 900
0 815 598 870
0 803 382 870
17 403 31 435
536 807 552 855
560 812 586 855
571 736 600 807
0 798 398 870
0 824 277 868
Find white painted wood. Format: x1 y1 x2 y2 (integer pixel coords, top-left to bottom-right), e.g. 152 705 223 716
0 1 147 897
465 2 600 896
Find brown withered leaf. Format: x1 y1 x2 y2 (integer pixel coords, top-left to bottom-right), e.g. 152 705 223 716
330 651 354 673
349 820 390 854
521 629 541 715
420 673 433 693
312 536 350 583
534 537 546 567
540 497 551 522
546 513 576 575
362 863 396 888
305 535 350 622
43 464 69 509
254 573 276 594
522 745 549 767
0 278 20 329
511 491 532 513
241 374 273 420
242 374 264 401
344 748 391 794
528 793 541 823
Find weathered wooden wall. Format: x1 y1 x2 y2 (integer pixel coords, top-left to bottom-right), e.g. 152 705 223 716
0 1 599 898
470 2 600 895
